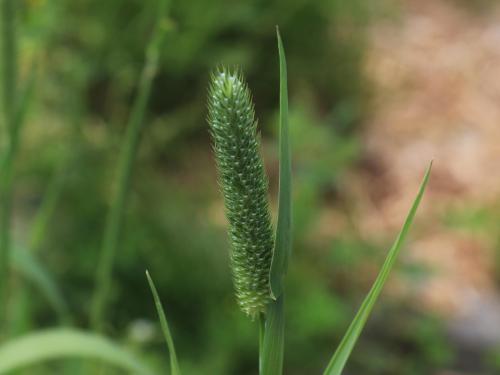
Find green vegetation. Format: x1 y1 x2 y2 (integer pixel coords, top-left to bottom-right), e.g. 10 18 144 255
0 0 17 330
89 0 170 332
206 31 432 375
1 0 489 374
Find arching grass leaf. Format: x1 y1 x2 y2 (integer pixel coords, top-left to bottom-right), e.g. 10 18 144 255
0 328 154 374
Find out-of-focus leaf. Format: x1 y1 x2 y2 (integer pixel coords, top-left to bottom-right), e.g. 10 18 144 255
0 329 154 374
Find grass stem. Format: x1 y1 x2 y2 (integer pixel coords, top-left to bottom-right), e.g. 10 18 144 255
0 0 18 334
259 313 265 374
90 0 169 331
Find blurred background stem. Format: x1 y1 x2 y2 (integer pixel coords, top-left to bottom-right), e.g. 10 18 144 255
90 0 169 331
0 0 17 334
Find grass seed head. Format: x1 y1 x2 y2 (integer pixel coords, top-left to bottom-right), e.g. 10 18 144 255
207 67 274 318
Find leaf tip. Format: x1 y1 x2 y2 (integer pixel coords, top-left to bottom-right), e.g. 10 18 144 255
422 160 433 185
276 26 284 51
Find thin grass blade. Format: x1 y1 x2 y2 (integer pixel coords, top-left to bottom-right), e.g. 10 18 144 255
323 161 433 375
270 26 292 300
146 271 181 375
0 329 154 374
261 295 285 375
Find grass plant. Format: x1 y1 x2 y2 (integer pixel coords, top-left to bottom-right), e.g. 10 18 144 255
205 28 432 375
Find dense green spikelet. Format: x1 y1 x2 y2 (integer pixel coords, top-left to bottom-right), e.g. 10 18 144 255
207 68 274 318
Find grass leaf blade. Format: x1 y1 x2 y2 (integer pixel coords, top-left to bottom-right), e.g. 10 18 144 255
0 329 154 374
146 270 182 375
270 26 292 300
261 295 285 375
323 161 433 375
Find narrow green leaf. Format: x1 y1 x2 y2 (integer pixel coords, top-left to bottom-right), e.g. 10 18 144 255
270 26 292 300
261 295 285 375
323 162 433 375
11 244 69 321
0 329 154 375
146 271 182 375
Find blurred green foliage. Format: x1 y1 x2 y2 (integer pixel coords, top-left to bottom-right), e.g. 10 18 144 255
0 0 461 373
451 0 499 13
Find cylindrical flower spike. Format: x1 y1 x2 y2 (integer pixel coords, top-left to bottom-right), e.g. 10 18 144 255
207 67 274 318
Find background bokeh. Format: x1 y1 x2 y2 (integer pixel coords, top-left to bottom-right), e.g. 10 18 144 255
2 0 500 373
